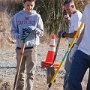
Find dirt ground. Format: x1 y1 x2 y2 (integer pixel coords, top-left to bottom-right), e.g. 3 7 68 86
0 38 89 90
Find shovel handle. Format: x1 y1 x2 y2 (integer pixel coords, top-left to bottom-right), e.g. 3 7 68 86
51 36 61 67
47 23 84 89
13 43 25 90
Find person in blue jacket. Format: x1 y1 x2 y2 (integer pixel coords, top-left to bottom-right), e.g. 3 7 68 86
11 0 44 90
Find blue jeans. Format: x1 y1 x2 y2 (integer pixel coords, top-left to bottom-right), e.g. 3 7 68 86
63 45 77 90
68 50 90 90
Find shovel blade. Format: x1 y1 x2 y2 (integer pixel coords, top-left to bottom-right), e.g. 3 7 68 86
47 67 55 83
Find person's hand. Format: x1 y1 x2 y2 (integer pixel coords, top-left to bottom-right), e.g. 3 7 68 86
21 28 32 40
28 26 36 31
69 44 78 62
73 44 78 49
58 31 66 38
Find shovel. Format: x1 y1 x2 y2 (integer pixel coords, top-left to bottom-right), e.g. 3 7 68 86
13 28 31 90
47 23 84 90
13 43 25 90
47 35 61 83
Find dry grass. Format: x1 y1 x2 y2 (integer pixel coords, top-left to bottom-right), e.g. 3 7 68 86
0 11 15 48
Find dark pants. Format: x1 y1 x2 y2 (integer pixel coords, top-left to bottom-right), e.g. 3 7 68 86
64 45 77 90
68 50 90 90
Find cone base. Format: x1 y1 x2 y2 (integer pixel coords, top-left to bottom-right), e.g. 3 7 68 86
41 61 59 69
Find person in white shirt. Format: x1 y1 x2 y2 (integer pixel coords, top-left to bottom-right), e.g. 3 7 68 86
58 0 83 90
68 0 90 90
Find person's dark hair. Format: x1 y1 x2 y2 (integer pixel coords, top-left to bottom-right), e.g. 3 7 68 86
64 0 74 5
23 0 36 3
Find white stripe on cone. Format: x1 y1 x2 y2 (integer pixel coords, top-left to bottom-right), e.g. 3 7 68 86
49 36 56 51
50 39 55 46
49 47 56 51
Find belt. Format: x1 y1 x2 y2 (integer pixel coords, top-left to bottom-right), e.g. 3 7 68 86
16 47 33 49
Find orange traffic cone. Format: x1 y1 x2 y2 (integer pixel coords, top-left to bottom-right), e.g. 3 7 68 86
46 34 55 62
41 34 59 69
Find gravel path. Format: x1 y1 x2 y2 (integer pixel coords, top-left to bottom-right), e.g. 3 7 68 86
0 38 88 90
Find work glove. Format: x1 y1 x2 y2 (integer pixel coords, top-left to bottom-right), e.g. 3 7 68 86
28 26 43 36
58 31 66 38
21 28 32 40
28 26 41 35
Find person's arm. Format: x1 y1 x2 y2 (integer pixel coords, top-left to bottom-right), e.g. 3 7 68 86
63 15 80 38
63 31 77 38
64 12 83 38
11 15 20 39
35 14 44 37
